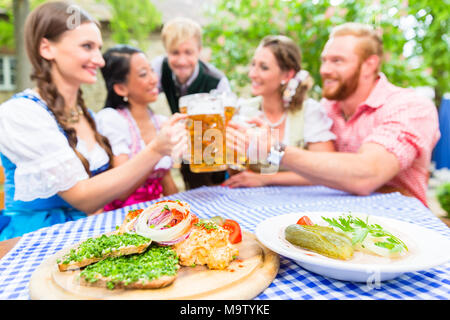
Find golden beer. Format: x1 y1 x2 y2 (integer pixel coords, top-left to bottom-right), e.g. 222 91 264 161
179 106 188 114
179 95 190 114
226 97 262 171
187 97 227 173
224 106 236 125
222 92 237 126
226 124 249 171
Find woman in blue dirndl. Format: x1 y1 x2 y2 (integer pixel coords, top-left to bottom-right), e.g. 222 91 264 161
0 2 187 241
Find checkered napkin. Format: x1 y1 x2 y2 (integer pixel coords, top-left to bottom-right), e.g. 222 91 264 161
0 186 449 300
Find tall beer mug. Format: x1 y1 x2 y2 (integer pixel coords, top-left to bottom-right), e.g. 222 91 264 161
222 92 238 126
187 95 227 173
179 95 190 114
227 97 263 171
171 95 191 168
175 94 210 168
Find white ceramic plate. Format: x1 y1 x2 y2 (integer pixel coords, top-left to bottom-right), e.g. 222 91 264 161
255 211 450 282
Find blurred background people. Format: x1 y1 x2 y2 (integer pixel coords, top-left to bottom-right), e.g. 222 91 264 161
0 2 186 240
151 17 231 190
97 44 179 211
226 23 439 207
223 35 335 188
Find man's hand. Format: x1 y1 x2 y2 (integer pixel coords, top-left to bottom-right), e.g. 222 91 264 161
226 117 274 164
222 170 267 188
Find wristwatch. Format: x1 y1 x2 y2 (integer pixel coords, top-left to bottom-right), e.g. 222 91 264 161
266 142 286 166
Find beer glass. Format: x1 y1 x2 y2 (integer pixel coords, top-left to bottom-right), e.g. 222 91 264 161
172 95 192 168
227 97 262 171
179 96 189 114
175 94 210 168
222 92 237 126
187 95 227 173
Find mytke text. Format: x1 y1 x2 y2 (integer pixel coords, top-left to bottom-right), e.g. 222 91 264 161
179 303 271 317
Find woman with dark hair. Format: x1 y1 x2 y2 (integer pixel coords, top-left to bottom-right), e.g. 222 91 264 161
0 2 186 240
97 45 179 210
223 35 335 188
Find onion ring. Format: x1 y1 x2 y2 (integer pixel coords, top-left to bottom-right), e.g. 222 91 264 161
132 200 194 243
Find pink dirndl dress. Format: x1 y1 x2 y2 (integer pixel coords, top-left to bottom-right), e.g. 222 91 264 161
103 109 170 211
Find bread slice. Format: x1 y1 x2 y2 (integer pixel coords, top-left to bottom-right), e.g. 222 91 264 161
79 274 177 289
57 233 152 271
58 242 151 271
78 244 180 290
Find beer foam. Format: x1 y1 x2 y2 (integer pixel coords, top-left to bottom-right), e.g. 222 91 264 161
188 99 223 115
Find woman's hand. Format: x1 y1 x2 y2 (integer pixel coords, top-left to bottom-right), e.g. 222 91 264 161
226 121 249 157
222 170 267 188
151 113 188 158
226 118 273 164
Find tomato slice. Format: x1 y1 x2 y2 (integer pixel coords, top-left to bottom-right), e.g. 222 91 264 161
296 216 314 226
222 219 242 244
190 213 199 226
166 209 185 227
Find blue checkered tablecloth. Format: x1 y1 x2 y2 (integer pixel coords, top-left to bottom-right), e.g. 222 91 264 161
1 186 449 300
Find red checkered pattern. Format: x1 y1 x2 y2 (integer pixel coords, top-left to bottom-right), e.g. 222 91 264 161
322 74 440 206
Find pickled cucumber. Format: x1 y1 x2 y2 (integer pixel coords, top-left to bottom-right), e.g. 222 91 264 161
285 224 354 260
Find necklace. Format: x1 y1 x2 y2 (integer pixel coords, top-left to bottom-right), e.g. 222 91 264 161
65 105 84 124
263 111 287 128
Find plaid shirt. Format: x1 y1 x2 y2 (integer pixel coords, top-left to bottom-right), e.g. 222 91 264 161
321 73 440 206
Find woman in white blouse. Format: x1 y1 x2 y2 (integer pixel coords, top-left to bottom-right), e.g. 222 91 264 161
0 2 186 240
96 45 179 211
223 35 336 188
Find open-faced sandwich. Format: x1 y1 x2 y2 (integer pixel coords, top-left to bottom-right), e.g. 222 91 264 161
119 201 240 270
57 232 152 271
57 200 242 290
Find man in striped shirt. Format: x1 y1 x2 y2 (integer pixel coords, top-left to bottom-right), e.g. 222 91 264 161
239 23 440 207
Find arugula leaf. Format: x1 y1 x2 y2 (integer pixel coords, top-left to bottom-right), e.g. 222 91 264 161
351 228 369 245
321 216 354 232
374 241 404 253
321 214 408 253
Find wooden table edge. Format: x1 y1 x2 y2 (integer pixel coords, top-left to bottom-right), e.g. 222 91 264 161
0 237 20 259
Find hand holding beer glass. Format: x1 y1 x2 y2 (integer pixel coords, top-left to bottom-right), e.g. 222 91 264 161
174 94 212 168
187 94 228 173
180 92 265 173
226 98 266 171
151 113 189 159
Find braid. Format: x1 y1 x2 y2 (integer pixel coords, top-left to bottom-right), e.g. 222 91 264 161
24 2 112 177
34 64 114 177
77 90 114 170
34 66 92 175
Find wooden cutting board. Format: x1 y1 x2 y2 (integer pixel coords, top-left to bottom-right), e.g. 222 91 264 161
29 232 279 300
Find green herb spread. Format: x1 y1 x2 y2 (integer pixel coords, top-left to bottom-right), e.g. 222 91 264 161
79 244 179 289
57 233 151 265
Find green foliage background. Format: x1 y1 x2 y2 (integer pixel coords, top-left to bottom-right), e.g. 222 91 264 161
437 182 450 217
100 0 161 51
0 0 161 52
0 0 448 104
203 0 449 103
0 0 46 49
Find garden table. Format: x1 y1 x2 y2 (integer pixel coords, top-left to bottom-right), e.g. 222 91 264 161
0 185 449 300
